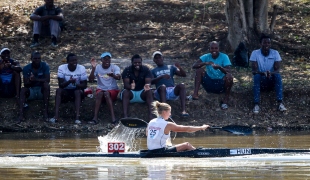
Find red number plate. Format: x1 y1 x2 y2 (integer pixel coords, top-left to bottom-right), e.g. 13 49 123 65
107 142 125 153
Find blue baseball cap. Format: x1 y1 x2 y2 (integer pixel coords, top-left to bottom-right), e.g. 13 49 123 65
100 52 112 58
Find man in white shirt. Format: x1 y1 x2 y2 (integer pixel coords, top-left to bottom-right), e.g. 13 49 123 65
50 53 87 124
88 52 121 125
250 34 287 114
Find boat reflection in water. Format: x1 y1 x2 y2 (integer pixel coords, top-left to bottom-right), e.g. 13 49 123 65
0 126 310 179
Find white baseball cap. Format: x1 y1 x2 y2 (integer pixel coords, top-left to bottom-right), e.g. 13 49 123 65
0 48 10 55
152 51 163 59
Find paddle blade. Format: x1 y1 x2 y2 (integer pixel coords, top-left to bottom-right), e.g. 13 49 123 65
221 125 253 135
120 118 148 128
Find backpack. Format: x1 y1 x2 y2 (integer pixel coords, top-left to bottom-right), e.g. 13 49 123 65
232 42 249 67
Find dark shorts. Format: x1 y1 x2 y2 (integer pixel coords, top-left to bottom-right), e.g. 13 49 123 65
148 146 177 153
201 73 225 94
0 81 16 98
61 89 84 103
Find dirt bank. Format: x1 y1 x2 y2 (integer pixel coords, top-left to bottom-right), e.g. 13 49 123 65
0 0 310 133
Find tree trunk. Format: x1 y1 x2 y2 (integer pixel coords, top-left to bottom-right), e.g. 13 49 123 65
225 0 269 51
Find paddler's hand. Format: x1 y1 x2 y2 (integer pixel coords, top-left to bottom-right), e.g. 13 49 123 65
200 124 210 131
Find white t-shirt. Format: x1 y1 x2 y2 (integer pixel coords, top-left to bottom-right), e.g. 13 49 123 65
147 117 170 150
57 64 87 89
94 64 120 90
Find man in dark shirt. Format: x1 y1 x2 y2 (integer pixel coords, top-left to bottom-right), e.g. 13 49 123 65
121 54 153 121
29 0 63 48
0 48 22 103
18 51 50 123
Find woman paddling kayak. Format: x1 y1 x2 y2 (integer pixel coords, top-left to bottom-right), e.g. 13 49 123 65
147 101 209 152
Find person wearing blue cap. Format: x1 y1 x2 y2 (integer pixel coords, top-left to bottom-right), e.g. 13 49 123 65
121 54 154 121
88 52 121 125
0 48 22 103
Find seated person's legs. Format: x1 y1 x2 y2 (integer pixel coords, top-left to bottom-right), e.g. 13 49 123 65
120 89 134 118
42 82 50 119
90 89 120 124
140 89 153 121
31 17 61 47
12 71 21 99
54 88 65 120
253 74 263 104
173 85 188 116
50 20 61 46
273 73 283 103
223 73 233 104
0 79 16 98
91 90 105 122
103 90 119 123
31 19 41 47
154 85 167 102
18 87 30 122
18 86 42 122
74 89 84 122
201 73 225 94
192 68 205 99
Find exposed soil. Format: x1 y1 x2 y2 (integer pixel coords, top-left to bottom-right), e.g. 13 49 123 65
0 0 310 133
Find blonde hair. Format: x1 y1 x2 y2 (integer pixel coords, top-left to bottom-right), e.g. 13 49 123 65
152 101 171 117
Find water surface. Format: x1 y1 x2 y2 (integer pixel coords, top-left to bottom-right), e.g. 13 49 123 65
0 129 310 180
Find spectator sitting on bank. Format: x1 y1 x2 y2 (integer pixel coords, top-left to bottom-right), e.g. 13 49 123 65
29 0 64 48
0 48 22 104
192 41 234 110
88 52 121 125
19 51 50 123
50 53 87 124
250 34 287 114
151 51 189 117
121 54 153 121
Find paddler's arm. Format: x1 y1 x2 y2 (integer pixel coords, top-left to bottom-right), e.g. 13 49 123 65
165 123 209 134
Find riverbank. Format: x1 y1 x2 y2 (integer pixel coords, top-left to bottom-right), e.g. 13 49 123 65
0 0 309 133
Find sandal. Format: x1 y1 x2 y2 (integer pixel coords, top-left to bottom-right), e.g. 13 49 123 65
75 120 82 124
48 118 58 124
181 112 190 117
88 120 98 125
191 95 199 100
221 103 228 110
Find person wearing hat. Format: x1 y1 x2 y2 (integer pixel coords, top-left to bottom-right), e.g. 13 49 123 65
192 41 234 110
49 53 87 124
19 51 50 123
151 51 189 117
121 54 153 121
0 48 22 102
29 0 64 48
88 52 121 125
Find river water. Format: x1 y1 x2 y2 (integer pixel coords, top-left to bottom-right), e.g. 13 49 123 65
1 127 310 180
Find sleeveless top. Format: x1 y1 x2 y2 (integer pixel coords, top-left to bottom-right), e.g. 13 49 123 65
147 117 170 150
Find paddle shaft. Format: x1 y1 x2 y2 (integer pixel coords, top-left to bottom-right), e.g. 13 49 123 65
120 118 252 135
